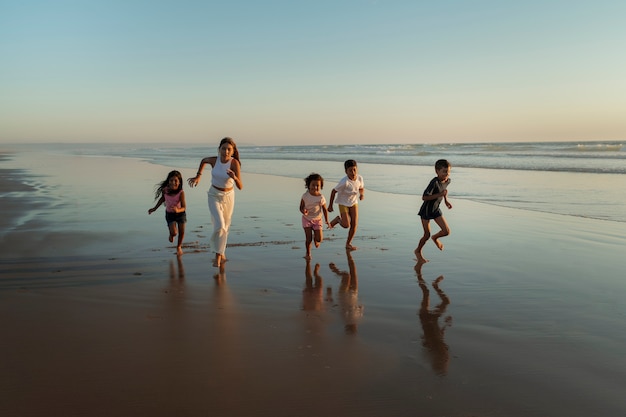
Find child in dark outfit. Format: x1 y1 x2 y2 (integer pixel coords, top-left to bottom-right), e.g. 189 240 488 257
415 159 452 263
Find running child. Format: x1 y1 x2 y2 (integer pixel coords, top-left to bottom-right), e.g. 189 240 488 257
300 173 330 260
415 159 452 263
148 170 187 256
328 159 365 251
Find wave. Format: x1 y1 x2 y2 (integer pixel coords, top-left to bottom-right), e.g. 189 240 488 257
38 140 626 175
573 143 623 152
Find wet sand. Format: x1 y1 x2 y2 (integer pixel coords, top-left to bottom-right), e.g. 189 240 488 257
1 148 626 417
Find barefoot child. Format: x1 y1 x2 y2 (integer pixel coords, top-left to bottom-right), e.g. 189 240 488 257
328 160 364 251
300 173 330 260
415 159 452 263
148 170 187 256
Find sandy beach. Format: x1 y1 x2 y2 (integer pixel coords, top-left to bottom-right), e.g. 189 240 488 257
2 148 626 417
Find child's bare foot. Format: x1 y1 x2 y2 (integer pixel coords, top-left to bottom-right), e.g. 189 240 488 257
169 234 175 243
432 237 444 251
314 240 320 248
176 246 183 256
414 248 429 263
304 254 312 260
346 244 357 251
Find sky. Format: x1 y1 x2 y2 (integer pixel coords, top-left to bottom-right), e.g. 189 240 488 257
1 0 625 146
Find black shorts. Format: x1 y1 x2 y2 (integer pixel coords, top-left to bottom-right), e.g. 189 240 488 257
419 209 442 220
165 211 187 225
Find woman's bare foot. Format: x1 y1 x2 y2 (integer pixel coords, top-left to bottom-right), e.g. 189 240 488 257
176 246 183 256
213 254 223 267
346 244 358 251
304 253 312 260
314 240 320 248
169 234 175 243
432 237 444 251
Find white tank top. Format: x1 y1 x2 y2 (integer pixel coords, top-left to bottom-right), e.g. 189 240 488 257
211 159 234 188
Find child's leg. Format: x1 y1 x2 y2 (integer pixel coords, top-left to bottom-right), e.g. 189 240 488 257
415 218 431 262
339 210 350 228
304 227 313 259
168 222 177 243
331 206 350 229
314 228 323 248
176 221 185 255
346 205 359 250
330 214 348 228
431 215 450 251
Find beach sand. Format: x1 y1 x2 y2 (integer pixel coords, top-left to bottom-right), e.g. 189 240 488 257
1 149 625 417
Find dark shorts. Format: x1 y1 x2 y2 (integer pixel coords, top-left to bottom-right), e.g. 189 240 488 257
166 211 187 225
419 209 442 220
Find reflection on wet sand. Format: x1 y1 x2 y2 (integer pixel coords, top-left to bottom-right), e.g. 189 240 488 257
168 256 186 284
329 249 363 334
166 256 186 309
414 261 452 375
302 260 325 312
206 263 249 412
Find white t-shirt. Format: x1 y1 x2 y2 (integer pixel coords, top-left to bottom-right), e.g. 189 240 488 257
333 175 364 207
301 191 326 221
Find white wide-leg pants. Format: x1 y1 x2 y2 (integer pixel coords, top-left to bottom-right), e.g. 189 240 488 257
207 187 235 256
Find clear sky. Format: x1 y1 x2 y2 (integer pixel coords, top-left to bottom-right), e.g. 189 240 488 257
1 0 625 145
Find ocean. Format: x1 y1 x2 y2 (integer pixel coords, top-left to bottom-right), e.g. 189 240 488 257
15 140 626 223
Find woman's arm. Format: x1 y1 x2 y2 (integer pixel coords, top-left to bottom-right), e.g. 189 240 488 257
187 156 216 187
228 159 243 190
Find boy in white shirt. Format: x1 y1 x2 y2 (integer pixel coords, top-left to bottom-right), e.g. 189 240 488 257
328 160 365 251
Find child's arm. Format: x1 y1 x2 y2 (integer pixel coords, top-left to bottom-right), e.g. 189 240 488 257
444 191 452 209
300 199 307 216
176 191 187 213
422 189 447 202
359 187 364 201
321 203 330 227
328 189 337 212
148 195 165 214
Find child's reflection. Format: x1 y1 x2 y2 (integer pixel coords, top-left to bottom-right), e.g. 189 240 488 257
169 256 186 281
414 261 452 375
303 260 325 312
329 249 363 334
167 256 186 302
